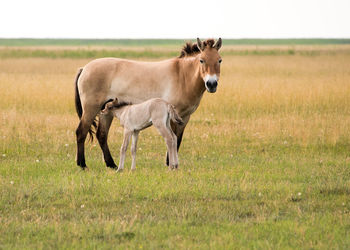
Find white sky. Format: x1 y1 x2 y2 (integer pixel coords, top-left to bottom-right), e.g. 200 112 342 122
1 0 349 38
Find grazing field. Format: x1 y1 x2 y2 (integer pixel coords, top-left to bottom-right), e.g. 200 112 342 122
1 42 350 249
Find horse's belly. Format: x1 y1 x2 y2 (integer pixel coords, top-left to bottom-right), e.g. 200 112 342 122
108 77 171 104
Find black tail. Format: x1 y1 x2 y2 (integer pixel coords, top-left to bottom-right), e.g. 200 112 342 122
74 68 83 119
74 68 97 141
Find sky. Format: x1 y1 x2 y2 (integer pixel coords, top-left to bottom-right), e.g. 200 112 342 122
1 0 349 39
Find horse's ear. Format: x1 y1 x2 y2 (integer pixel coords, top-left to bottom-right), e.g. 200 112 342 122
213 38 222 50
197 38 204 51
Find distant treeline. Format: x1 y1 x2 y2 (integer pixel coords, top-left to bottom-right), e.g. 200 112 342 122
0 38 350 46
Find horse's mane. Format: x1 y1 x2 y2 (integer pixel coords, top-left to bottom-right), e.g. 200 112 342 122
179 39 216 58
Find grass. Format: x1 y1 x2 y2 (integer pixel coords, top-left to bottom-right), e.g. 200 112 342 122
1 38 350 47
0 46 350 248
1 44 350 59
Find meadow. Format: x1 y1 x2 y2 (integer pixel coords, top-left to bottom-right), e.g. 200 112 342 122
0 40 350 249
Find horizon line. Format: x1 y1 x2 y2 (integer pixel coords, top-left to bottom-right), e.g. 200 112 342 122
1 37 350 40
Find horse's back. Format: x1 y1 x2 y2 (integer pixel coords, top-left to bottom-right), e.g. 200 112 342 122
78 57 178 109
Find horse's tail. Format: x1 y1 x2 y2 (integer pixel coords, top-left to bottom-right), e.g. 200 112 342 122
74 67 97 141
169 104 184 125
74 68 83 119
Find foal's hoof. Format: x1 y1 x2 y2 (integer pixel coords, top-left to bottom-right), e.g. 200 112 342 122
81 166 89 171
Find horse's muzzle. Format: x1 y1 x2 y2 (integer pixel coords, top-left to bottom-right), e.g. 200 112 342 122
205 80 218 93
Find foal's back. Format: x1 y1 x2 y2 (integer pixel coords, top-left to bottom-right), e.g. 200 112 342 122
122 98 171 131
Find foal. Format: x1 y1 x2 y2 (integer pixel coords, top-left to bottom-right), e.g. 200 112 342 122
101 98 184 171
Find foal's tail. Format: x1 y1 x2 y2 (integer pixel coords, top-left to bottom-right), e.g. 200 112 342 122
74 68 97 141
169 105 184 125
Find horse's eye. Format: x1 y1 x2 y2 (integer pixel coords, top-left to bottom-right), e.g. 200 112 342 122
218 58 222 64
200 59 204 64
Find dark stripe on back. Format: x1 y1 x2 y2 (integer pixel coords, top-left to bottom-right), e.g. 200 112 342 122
112 101 131 109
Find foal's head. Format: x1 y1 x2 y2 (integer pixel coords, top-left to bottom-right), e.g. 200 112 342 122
101 98 119 114
196 38 222 93
101 98 131 115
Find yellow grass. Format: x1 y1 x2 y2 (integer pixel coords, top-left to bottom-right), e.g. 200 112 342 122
1 54 350 149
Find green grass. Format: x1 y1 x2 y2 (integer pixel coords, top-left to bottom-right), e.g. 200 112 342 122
1 38 350 47
1 128 350 249
1 38 349 59
0 48 178 59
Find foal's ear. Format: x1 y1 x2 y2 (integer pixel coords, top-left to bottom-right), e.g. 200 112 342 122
107 102 113 110
197 38 204 51
213 38 222 50
112 98 119 107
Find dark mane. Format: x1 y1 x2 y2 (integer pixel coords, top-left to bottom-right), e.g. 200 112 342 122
178 39 216 58
204 39 215 47
101 99 131 111
179 42 200 58
112 101 131 109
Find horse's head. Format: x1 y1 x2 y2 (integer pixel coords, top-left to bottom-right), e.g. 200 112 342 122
197 38 222 93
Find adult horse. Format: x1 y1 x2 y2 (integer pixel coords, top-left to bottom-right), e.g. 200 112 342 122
74 38 222 169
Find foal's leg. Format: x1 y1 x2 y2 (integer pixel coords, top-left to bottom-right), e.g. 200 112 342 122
130 131 139 171
169 130 178 169
117 129 132 172
154 121 176 170
166 115 190 166
167 123 178 169
97 113 117 169
76 108 100 169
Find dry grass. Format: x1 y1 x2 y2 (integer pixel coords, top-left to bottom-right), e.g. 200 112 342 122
1 54 350 145
1 50 350 248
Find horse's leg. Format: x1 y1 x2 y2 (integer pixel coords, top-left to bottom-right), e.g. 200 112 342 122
76 110 99 170
117 129 132 172
97 113 117 169
130 131 139 171
166 115 190 166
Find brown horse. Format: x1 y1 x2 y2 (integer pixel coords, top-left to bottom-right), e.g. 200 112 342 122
75 38 222 169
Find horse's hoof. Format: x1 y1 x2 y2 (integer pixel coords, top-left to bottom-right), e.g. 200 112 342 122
81 166 89 171
116 168 123 173
107 164 117 169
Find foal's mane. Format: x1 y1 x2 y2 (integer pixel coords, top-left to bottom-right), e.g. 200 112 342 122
111 101 131 109
101 99 131 111
178 39 216 58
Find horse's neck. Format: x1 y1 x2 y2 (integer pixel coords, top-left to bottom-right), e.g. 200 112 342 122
178 56 203 87
176 57 205 110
